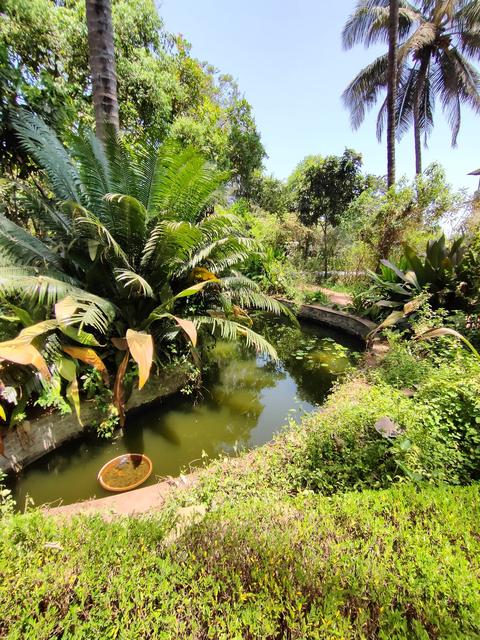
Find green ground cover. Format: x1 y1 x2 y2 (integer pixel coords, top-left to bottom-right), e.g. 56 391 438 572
1 485 479 639
1 334 480 639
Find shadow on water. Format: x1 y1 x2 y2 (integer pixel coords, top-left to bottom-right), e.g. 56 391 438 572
11 317 362 508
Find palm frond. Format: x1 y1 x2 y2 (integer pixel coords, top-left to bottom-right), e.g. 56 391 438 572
342 0 418 50
436 48 480 145
342 53 389 129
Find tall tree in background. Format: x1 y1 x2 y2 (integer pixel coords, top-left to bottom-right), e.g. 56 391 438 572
85 0 119 138
387 0 399 186
342 1 480 176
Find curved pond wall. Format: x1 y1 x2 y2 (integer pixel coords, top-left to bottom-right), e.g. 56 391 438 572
292 302 375 340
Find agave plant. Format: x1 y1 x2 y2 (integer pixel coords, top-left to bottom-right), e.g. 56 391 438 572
0 111 289 423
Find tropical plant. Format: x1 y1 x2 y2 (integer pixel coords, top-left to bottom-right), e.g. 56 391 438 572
0 111 288 424
342 0 480 174
366 234 468 334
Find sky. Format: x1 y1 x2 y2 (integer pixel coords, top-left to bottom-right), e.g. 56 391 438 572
158 0 480 193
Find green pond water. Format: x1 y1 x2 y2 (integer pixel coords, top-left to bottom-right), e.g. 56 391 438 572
11 319 361 508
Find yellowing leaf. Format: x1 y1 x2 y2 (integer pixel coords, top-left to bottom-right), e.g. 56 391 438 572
126 329 154 390
173 280 218 301
62 346 109 386
0 343 51 380
66 377 81 424
0 404 6 421
55 297 78 323
17 320 58 343
173 316 197 347
190 267 219 283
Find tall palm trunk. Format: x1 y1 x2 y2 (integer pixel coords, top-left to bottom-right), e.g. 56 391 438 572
386 0 399 188
85 0 119 139
413 102 422 175
413 57 429 176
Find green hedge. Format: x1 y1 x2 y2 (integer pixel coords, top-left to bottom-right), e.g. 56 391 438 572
1 484 480 639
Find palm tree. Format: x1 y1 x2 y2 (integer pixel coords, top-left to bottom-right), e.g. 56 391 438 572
342 0 480 175
0 112 289 420
387 0 399 186
85 0 119 138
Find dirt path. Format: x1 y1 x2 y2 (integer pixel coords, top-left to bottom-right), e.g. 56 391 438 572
318 287 352 307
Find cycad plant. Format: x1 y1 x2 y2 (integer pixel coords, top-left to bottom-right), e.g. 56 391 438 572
0 111 288 423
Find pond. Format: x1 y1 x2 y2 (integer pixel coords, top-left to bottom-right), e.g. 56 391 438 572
11 318 362 508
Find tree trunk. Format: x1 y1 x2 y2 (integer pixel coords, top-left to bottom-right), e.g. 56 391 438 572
413 102 422 175
85 0 119 139
386 0 399 188
323 221 329 278
413 57 429 176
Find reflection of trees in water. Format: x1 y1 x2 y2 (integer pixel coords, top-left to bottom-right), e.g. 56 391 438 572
23 434 112 477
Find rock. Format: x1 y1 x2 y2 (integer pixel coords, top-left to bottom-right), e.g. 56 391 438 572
374 416 403 438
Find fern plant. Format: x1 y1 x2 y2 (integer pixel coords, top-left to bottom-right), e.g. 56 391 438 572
0 111 290 422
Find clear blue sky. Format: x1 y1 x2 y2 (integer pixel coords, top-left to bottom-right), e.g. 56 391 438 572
158 0 479 193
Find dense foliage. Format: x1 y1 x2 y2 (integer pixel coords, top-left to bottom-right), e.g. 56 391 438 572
0 112 286 426
0 0 265 193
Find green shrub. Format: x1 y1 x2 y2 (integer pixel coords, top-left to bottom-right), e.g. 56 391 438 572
415 353 480 483
296 382 445 493
1 485 480 639
373 331 433 389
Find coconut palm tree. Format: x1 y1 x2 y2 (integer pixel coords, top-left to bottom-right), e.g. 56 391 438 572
85 0 119 138
0 111 289 421
342 0 480 175
387 0 399 186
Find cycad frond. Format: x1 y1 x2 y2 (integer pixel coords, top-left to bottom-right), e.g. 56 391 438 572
196 316 278 361
69 128 112 219
114 269 154 298
145 145 227 221
141 220 202 272
0 215 62 268
67 202 132 268
103 194 147 262
225 287 294 317
11 110 82 203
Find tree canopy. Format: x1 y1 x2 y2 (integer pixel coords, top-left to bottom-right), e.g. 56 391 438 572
0 0 265 192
